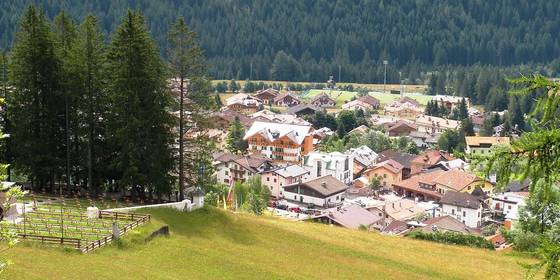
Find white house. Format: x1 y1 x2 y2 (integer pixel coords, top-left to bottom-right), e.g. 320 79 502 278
282 175 348 208
491 192 527 230
261 165 309 198
302 151 354 184
212 152 274 184
437 191 485 228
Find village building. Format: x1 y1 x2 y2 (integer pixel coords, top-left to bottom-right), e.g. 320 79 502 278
254 88 279 105
244 121 314 163
415 215 480 235
386 121 417 137
349 145 378 177
392 169 494 202
283 175 348 208
226 93 262 114
261 165 309 198
309 204 382 230
376 150 416 179
491 192 527 229
287 103 319 117
383 102 424 119
437 191 486 228
249 109 310 126
273 92 301 107
432 95 470 111
302 151 354 184
342 95 380 111
465 136 510 155
309 92 336 108
212 152 275 184
414 115 460 135
408 131 439 149
409 150 454 175
361 159 404 190
367 197 427 228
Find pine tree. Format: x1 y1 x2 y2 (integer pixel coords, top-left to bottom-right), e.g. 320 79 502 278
106 10 174 199
68 15 107 193
225 117 247 154
8 6 65 190
168 17 213 200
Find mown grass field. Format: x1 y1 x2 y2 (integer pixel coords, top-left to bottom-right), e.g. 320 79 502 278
301 89 433 106
4 207 533 280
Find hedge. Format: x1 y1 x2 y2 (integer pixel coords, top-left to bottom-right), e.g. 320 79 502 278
407 230 494 250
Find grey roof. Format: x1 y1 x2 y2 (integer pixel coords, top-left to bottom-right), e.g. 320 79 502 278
274 165 308 178
439 191 481 209
377 150 416 168
313 204 381 229
419 215 479 235
285 175 348 197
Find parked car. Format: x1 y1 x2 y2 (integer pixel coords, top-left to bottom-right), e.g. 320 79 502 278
288 207 301 213
276 204 288 210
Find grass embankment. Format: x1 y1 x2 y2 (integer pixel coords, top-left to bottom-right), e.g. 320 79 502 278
5 207 532 279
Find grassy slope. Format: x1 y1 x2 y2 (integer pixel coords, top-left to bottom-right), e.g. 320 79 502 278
4 208 531 280
303 89 433 106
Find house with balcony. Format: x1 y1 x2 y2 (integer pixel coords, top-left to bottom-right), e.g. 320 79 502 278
244 121 314 163
310 93 336 108
437 191 486 228
261 165 309 198
273 92 301 107
465 136 510 155
302 151 354 184
226 93 262 114
254 88 279 105
213 152 275 184
413 115 460 135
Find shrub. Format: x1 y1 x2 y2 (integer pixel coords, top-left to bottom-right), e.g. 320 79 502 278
407 230 494 250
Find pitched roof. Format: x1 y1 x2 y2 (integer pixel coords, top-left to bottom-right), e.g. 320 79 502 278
465 136 510 147
419 215 479 235
255 88 279 97
358 95 380 107
432 169 482 192
392 170 447 199
382 220 409 234
313 204 381 230
414 115 460 130
286 175 348 197
377 150 416 168
387 121 417 132
213 152 272 173
310 92 335 103
273 92 300 102
381 198 425 221
226 93 261 106
349 146 378 168
439 191 481 209
243 121 312 144
399 96 420 107
214 109 254 127
287 103 318 115
369 159 403 174
411 150 454 167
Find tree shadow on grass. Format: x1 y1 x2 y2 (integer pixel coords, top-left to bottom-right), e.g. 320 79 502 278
141 207 257 246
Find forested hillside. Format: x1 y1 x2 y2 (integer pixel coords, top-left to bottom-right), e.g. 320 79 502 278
1 0 559 82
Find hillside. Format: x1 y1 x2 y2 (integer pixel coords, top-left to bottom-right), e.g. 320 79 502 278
1 1 560 82
4 207 532 279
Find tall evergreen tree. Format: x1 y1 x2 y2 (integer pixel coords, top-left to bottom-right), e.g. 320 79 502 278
106 10 174 199
53 11 77 194
68 15 107 193
168 17 212 200
8 6 65 190
225 117 247 155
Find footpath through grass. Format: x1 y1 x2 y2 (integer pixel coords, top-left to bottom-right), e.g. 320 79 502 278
4 207 532 279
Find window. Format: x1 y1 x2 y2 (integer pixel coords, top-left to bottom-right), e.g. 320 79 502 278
224 179 229 183
225 171 229 176
317 161 322 177
273 178 277 183
508 205 512 210
270 186 273 191
267 177 270 182
344 158 349 171
383 174 387 178
294 195 297 200
463 211 466 217
452 209 455 215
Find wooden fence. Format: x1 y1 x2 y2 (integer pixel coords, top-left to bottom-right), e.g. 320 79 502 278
9 212 151 254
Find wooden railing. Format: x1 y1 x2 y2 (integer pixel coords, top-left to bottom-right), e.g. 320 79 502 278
18 234 83 248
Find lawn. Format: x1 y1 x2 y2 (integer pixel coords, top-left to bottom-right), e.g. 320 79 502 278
4 207 533 279
301 89 433 106
212 80 427 93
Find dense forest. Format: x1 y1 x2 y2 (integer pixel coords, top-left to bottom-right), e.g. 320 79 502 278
1 0 559 83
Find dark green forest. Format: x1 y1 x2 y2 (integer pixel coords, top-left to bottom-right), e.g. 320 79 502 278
1 0 559 82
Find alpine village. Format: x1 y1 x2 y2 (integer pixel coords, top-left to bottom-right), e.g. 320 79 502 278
0 1 559 279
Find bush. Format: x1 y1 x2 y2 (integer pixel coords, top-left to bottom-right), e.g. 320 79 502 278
407 230 494 250
512 230 540 252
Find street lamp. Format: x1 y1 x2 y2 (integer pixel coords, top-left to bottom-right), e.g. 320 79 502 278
383 60 388 94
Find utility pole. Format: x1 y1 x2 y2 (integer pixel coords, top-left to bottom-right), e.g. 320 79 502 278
338 65 341 83
399 71 403 97
383 60 388 94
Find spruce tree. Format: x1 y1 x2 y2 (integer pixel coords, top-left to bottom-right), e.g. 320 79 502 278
168 17 213 200
68 15 107 193
53 11 77 194
225 117 247 154
8 6 65 190
107 10 174 199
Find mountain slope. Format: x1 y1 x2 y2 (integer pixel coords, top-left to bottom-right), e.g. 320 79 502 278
1 0 559 82
5 207 532 279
